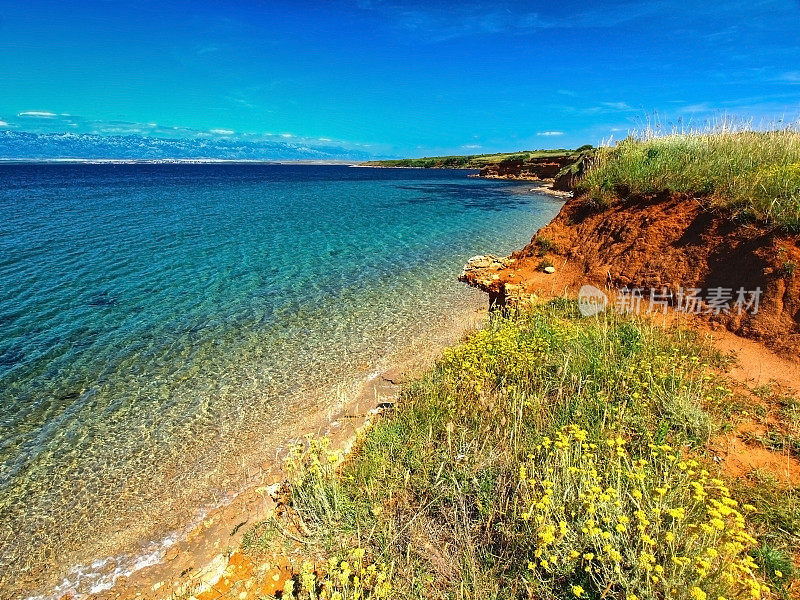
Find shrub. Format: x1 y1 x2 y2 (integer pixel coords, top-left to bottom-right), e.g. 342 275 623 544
779 260 797 278
535 236 555 255
516 425 765 600
281 549 393 600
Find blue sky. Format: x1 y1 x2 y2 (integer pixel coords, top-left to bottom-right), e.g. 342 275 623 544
1 0 800 158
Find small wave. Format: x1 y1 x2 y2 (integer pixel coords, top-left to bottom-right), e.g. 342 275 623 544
29 533 179 600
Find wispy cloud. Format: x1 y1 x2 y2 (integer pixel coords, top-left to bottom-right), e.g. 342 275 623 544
566 102 636 116
776 71 800 84
600 102 632 111
0 129 374 161
537 131 564 136
18 110 57 118
0 110 385 157
679 103 714 114
358 1 667 42
461 143 482 149
196 45 220 55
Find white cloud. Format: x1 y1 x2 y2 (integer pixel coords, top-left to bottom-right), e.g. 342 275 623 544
362 2 669 43
537 131 564 136
18 111 57 118
0 120 8 127
461 144 482 149
209 128 235 135
568 102 636 116
777 71 800 83
600 102 632 111
679 102 713 113
280 133 294 138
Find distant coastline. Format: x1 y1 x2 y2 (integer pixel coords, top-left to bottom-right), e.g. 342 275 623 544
0 158 360 165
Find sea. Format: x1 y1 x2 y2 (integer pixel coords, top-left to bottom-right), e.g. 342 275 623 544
0 163 563 598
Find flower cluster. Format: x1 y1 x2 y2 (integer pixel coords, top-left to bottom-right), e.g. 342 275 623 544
438 320 555 395
280 548 392 600
284 435 342 486
517 425 766 600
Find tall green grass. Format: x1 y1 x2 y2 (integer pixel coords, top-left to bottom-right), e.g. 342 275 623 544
578 127 800 231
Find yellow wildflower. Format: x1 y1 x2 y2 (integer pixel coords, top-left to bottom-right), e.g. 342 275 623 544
690 587 707 600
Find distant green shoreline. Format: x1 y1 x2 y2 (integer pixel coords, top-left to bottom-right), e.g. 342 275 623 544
362 147 590 169
0 158 360 165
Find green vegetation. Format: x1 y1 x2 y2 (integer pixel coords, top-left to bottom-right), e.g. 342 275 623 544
577 129 800 231
731 471 799 599
362 149 582 169
245 301 796 600
537 257 554 271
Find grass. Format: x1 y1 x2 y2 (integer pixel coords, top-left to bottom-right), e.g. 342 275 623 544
362 148 588 169
242 300 797 600
730 471 799 599
577 126 800 231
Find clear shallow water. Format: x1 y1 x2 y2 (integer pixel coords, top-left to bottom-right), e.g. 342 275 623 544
0 164 562 597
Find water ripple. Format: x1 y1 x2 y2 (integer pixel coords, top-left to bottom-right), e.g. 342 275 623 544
0 164 561 598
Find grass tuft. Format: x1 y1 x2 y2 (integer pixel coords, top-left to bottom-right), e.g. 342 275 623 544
577 125 800 231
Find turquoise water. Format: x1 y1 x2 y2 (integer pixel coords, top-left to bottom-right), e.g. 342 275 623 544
0 164 562 597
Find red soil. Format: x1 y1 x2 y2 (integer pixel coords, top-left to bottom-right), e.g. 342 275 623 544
462 192 800 359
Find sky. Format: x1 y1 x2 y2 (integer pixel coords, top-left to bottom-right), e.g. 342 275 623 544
1 0 800 158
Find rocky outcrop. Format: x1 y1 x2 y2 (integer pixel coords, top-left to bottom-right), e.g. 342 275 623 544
459 255 524 309
475 156 577 181
553 150 594 191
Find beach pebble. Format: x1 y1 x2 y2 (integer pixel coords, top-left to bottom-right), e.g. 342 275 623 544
544 266 556 274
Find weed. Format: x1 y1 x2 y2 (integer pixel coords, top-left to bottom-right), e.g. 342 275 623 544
538 258 554 271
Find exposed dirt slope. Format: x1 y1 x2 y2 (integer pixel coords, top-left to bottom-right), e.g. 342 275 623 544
473 155 574 180
461 192 800 359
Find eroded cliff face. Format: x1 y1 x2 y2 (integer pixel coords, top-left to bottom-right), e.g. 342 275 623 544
475 156 573 180
472 151 593 191
460 193 800 359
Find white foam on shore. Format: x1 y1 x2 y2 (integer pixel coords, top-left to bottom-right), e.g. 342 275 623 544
27 532 180 600
30 364 395 600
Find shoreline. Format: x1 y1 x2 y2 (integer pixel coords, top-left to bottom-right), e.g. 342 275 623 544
47 182 800 600
2 165 563 600
0 159 360 165
50 297 490 600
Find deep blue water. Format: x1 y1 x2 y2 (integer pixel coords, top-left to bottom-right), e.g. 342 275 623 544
0 164 562 597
